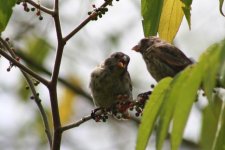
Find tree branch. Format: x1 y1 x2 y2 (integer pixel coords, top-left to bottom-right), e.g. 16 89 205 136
61 115 92 132
15 50 93 101
0 49 49 86
24 0 54 15
64 0 113 42
0 38 52 148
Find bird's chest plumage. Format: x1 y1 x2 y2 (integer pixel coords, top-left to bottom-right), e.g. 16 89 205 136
91 70 131 108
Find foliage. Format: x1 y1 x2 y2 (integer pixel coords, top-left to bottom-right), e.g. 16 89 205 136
0 0 225 150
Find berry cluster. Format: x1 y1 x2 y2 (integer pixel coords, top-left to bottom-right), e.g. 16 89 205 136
88 5 108 21
91 86 154 122
17 1 43 20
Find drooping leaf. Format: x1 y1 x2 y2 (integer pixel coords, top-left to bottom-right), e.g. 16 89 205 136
219 0 225 17
200 95 223 150
136 77 172 150
156 66 193 150
171 63 204 150
180 0 193 29
0 0 17 33
213 101 225 150
201 39 225 102
141 0 164 36
158 0 184 42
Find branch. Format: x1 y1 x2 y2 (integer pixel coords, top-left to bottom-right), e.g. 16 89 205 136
15 50 93 101
64 0 113 42
22 72 52 148
24 0 54 15
0 49 49 86
0 38 52 148
49 0 64 149
61 115 92 132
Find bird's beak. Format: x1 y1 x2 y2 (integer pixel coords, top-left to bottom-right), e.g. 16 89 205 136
117 55 129 68
131 45 140 52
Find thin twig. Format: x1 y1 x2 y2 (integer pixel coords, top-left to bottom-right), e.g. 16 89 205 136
61 115 92 132
0 49 49 86
0 38 52 148
22 72 52 148
64 0 113 42
15 50 93 101
24 0 54 15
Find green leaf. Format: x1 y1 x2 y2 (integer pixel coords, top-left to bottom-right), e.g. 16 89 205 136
181 0 193 29
136 77 172 150
141 0 164 36
219 0 225 17
156 66 193 150
200 96 223 150
213 101 225 150
0 0 17 33
201 39 225 102
171 63 204 150
158 0 184 42
25 37 51 68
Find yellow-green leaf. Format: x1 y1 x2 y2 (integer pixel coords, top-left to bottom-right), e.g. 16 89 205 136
171 63 204 150
158 0 184 42
136 77 172 150
156 66 193 150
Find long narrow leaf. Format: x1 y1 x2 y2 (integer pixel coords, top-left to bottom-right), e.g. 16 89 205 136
171 63 204 150
136 77 172 150
158 0 184 42
141 0 164 36
156 66 193 150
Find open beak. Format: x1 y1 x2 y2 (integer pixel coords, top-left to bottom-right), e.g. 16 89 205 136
117 55 130 68
131 44 140 52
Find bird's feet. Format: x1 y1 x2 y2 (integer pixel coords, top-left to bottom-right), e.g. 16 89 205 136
91 107 109 122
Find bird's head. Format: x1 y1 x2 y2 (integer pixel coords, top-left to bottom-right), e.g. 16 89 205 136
104 52 130 74
132 36 160 53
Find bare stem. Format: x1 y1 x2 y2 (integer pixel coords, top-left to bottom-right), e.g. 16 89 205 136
0 38 52 148
64 0 113 42
24 0 54 15
61 115 92 132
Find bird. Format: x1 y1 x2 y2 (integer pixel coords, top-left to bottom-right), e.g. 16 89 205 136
132 36 193 82
89 52 133 119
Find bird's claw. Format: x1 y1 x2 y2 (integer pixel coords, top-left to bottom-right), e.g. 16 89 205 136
91 107 109 122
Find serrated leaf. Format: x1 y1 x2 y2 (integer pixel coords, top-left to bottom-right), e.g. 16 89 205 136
156 66 193 150
158 0 184 42
181 0 193 29
171 63 204 150
0 0 17 33
136 77 172 150
219 0 225 17
141 0 164 36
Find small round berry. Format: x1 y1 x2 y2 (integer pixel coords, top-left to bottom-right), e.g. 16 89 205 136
39 16 43 20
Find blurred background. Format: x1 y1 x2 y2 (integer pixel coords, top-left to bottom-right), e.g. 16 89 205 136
0 0 225 149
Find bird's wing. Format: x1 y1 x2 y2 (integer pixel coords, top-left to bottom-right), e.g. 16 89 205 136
149 43 193 71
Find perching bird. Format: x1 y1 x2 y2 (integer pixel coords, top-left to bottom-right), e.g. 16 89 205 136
132 36 193 82
89 52 133 112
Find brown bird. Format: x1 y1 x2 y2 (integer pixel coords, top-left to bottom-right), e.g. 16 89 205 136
132 36 193 82
89 52 133 119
